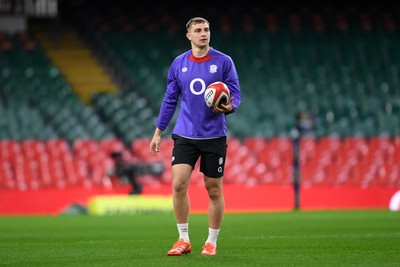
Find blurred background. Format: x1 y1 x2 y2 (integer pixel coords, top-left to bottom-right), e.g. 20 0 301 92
0 0 399 214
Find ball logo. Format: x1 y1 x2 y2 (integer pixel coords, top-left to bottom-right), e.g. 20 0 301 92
205 89 214 99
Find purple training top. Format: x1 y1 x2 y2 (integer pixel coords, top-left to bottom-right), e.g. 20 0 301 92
156 48 241 139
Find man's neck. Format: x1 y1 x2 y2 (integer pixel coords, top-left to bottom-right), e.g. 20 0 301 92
192 46 210 58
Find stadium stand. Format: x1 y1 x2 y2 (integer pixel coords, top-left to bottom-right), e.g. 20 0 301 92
33 23 118 104
0 0 399 194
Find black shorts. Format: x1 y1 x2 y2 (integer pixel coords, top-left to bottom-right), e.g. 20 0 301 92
171 134 227 178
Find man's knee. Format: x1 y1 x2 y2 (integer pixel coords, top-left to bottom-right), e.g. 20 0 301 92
206 185 222 200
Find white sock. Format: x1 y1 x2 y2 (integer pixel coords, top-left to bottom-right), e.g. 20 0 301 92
206 227 220 247
177 223 189 242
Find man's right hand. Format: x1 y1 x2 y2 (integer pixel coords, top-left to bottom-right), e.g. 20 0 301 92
149 128 162 156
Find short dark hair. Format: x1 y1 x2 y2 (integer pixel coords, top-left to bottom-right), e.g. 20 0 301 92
186 17 210 31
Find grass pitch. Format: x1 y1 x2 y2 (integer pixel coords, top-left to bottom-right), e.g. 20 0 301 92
0 210 399 266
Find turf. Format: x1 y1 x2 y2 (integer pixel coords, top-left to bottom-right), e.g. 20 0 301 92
0 210 399 266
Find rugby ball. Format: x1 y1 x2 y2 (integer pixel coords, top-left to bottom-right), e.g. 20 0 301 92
204 81 230 108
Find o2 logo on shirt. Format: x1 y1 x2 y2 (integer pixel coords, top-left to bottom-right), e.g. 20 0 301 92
189 78 206 95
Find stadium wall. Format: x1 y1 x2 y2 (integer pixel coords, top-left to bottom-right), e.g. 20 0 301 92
0 185 398 215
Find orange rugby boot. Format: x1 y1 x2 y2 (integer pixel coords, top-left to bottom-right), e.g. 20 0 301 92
200 242 217 256
167 238 192 256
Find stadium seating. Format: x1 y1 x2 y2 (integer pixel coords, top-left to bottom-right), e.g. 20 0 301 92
0 1 399 191
71 1 400 139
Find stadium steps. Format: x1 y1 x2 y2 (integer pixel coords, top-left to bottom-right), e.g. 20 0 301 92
33 24 118 104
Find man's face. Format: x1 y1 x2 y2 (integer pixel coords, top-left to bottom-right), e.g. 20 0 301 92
186 22 210 48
